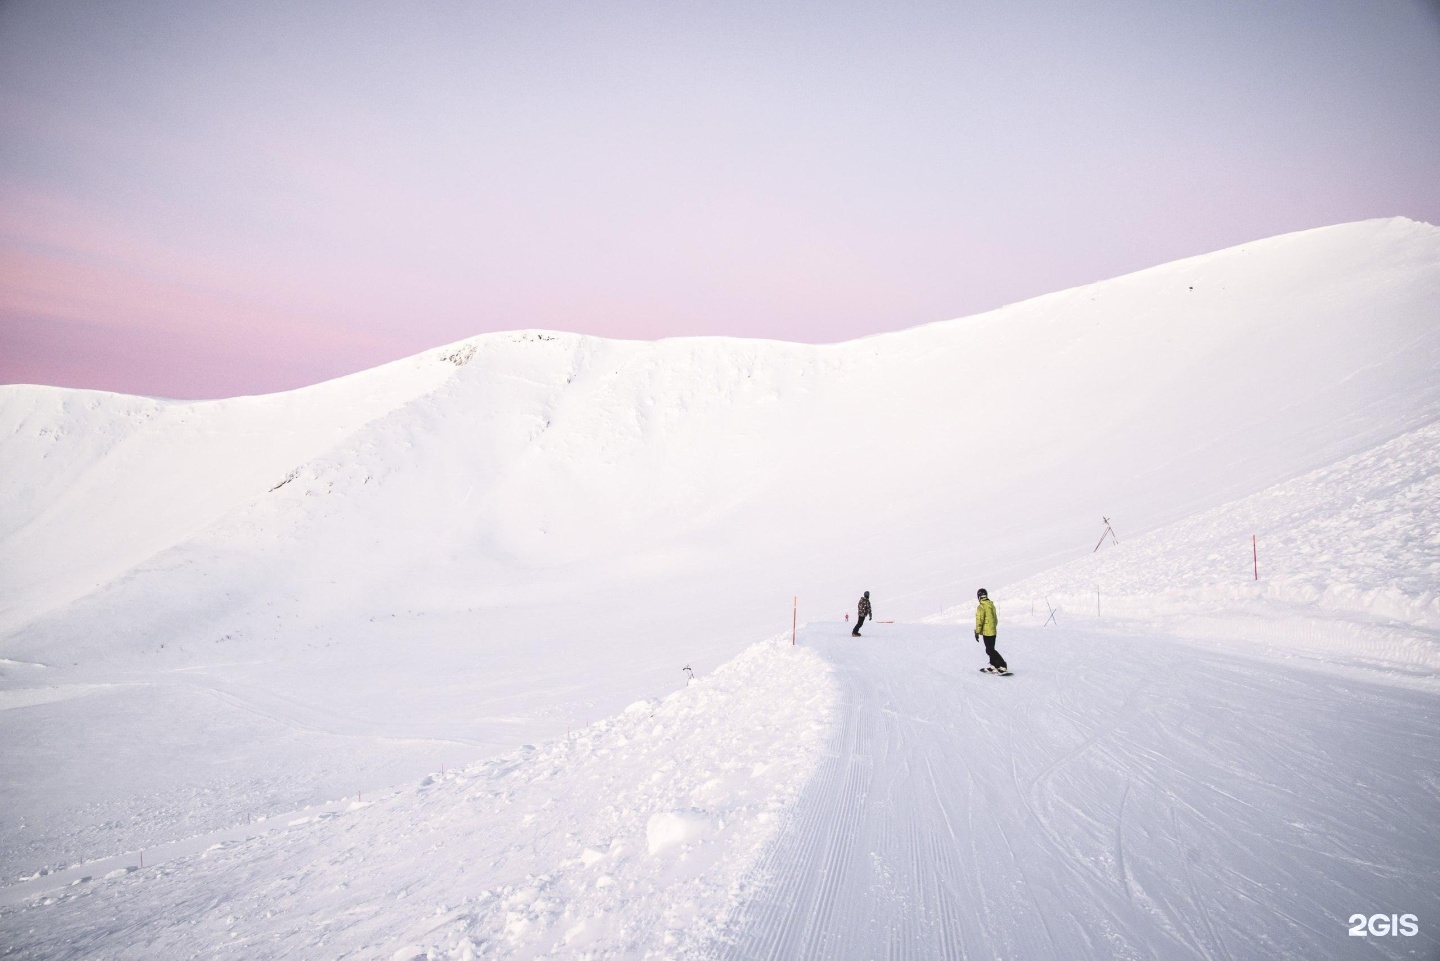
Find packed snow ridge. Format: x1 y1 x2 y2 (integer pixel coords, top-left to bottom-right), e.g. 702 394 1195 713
1 217 1438 958
2 639 836 959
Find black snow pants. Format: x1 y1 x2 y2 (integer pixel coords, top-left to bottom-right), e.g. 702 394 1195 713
983 635 1007 670
852 613 868 635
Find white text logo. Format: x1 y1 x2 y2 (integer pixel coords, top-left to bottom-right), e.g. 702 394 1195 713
1348 914 1418 937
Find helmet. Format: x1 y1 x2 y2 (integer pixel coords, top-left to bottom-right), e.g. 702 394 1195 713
863 590 870 598
976 588 988 599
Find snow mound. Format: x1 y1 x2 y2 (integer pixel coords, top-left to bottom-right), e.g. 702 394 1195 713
0 638 837 959
646 810 714 855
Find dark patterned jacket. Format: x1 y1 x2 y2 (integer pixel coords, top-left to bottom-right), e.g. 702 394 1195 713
858 595 872 618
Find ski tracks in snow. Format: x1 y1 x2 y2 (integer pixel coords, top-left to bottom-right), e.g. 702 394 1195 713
4 623 1437 960
703 623 1440 961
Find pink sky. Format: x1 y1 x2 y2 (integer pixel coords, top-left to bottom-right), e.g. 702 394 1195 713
3 0 1439 398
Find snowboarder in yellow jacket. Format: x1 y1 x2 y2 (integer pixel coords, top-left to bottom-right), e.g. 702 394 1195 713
974 588 1008 674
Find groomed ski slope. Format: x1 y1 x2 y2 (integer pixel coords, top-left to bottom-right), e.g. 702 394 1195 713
707 417 1440 960
4 623 1435 960
705 623 1439 961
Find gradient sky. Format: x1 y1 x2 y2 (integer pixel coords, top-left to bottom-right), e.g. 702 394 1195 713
3 0 1439 398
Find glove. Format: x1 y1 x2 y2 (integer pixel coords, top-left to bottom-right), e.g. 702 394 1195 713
974 631 979 642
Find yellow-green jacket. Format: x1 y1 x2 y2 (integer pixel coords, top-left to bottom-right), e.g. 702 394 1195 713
975 597 998 636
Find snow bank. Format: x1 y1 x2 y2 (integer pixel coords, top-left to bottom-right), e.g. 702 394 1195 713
0 637 837 959
933 420 1440 680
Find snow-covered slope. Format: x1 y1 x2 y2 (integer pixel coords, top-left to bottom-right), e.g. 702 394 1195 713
959 418 1440 681
0 354 457 633
6 624 1437 960
1 637 837 960
1 217 1438 888
705 624 1439 961
6 217 1439 630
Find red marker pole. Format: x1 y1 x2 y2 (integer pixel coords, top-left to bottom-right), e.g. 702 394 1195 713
1252 535 1258 581
791 596 797 645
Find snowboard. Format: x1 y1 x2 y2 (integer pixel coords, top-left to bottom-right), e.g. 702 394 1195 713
980 667 1013 676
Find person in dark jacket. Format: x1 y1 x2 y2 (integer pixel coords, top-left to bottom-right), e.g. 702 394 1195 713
974 588 1008 672
852 591 872 636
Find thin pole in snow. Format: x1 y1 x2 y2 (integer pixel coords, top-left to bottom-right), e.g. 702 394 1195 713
1253 534 1258 581
1096 585 1101 619
1044 598 1059 627
1093 516 1120 553
139 851 143 869
791 596 797 645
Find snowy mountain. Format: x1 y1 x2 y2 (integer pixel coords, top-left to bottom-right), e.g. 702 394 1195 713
1 218 1438 959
